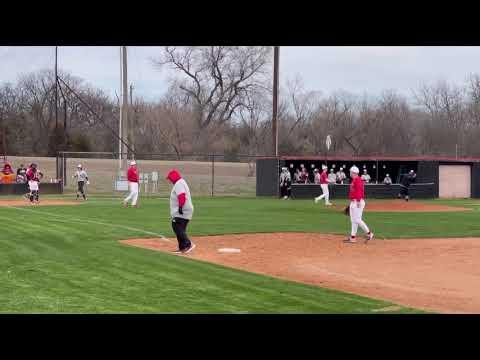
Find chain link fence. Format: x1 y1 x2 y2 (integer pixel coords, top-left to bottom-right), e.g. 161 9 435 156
53 152 258 197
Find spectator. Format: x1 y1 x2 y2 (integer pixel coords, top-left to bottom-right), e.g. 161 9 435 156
294 168 301 183
328 168 336 183
336 167 346 184
2 163 13 175
313 168 321 184
279 167 292 199
361 169 371 183
383 174 392 185
0 163 15 184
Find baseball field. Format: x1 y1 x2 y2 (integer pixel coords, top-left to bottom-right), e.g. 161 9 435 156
1 195 480 313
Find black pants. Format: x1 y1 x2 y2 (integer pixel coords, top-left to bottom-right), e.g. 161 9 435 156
172 217 192 250
399 186 409 198
280 183 291 198
77 181 86 199
30 190 39 202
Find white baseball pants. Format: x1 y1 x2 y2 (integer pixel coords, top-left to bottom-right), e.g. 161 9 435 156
350 199 370 236
124 182 139 206
315 184 330 204
28 180 39 191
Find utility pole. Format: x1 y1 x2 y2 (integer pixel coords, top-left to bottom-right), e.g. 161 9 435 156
119 46 129 168
130 84 135 157
272 46 279 157
54 46 60 182
55 46 58 133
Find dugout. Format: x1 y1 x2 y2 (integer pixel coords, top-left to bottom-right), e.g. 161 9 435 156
256 156 480 199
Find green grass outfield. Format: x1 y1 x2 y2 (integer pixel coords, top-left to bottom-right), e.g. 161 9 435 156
1 195 479 314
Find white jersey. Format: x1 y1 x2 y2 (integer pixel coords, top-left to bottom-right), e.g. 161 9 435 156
279 171 291 186
170 178 194 220
75 170 88 182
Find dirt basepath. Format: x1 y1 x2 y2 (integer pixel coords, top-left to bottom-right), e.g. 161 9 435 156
334 200 470 212
0 199 79 207
121 233 480 313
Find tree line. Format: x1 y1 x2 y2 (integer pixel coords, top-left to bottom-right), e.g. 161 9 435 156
2 46 480 160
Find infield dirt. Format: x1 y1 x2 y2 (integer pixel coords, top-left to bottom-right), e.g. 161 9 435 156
122 233 480 313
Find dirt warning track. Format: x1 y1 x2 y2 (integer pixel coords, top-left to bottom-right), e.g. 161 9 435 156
122 233 480 313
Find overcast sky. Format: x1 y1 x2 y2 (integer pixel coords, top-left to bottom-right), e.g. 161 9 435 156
1 46 480 102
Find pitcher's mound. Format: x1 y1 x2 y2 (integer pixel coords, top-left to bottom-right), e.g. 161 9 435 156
0 199 79 207
121 233 480 314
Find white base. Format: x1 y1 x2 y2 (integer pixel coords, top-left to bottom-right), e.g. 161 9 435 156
217 248 241 253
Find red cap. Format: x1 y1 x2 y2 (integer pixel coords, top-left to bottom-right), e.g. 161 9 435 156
166 169 182 184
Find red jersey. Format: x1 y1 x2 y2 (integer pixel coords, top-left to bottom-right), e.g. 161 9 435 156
127 166 139 182
349 176 365 201
320 171 329 184
26 168 41 182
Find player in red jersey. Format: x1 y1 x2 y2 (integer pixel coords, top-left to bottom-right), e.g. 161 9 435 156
345 165 374 244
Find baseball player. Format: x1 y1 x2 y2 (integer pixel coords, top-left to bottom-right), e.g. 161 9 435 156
72 164 89 200
279 167 292 199
123 160 139 208
345 165 374 244
398 170 416 201
314 165 333 206
16 164 27 183
167 169 195 254
25 163 43 204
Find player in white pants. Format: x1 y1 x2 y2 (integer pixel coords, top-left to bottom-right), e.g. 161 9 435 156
314 165 333 205
123 160 139 207
345 165 374 244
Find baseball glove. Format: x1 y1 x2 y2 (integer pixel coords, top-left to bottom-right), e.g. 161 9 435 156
343 205 350 216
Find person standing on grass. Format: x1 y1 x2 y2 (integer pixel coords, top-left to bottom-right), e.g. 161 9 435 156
345 165 374 244
123 160 139 208
167 169 195 254
73 164 89 200
314 165 333 206
279 167 292 199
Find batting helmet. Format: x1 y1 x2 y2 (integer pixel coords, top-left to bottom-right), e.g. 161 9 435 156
350 166 360 174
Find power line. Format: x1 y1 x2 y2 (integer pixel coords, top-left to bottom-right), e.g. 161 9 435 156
56 76 135 155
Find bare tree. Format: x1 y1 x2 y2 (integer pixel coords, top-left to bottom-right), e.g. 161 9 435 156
414 80 467 156
153 46 271 151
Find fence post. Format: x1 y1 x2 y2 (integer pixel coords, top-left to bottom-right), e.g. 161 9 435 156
56 152 60 183
63 152 67 186
211 153 215 197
